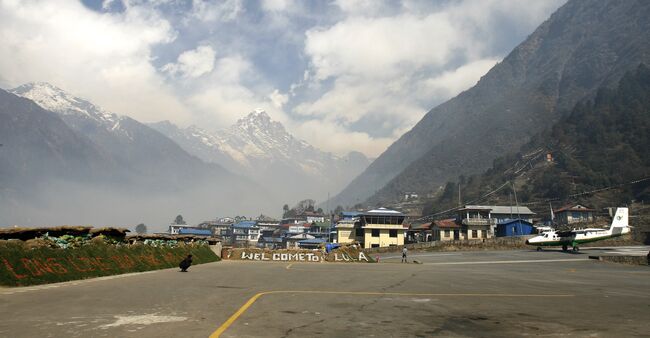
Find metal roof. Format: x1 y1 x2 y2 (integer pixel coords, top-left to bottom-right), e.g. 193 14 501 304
497 219 534 226
177 228 212 236
233 221 258 228
363 208 405 216
460 205 535 215
298 238 327 244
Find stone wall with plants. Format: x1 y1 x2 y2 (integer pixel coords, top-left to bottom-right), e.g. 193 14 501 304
0 238 219 287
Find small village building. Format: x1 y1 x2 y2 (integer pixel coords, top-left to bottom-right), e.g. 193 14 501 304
298 238 327 249
284 233 315 249
359 208 406 249
335 218 360 244
169 225 206 235
257 236 283 249
231 221 260 246
308 221 331 239
457 205 535 238
432 219 463 241
177 228 212 236
297 211 326 223
407 223 432 243
495 219 535 237
554 204 596 224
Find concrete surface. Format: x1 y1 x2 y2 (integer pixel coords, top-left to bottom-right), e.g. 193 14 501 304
1 246 649 337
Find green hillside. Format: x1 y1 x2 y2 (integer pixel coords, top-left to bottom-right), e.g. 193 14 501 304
425 65 650 216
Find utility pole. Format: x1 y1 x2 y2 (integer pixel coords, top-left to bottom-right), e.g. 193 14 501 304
458 183 462 207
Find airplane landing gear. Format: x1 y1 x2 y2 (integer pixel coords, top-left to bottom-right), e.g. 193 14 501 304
572 246 580 252
562 245 568 252
536 247 542 252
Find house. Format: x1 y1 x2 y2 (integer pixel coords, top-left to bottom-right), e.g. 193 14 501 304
231 221 260 246
169 224 203 235
196 220 232 237
495 219 535 237
457 205 535 238
554 204 596 224
407 223 432 243
335 218 360 244
257 236 283 249
308 221 331 239
359 208 407 249
177 228 213 237
297 211 326 223
431 219 462 241
298 238 327 249
284 233 315 249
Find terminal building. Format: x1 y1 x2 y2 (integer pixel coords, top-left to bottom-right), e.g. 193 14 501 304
336 208 407 248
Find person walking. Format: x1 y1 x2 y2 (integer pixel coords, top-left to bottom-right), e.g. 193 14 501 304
179 254 193 272
401 247 408 263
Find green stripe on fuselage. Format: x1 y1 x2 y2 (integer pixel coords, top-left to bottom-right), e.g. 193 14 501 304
528 233 621 247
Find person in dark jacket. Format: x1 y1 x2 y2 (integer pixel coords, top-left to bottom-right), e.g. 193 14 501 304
179 254 192 272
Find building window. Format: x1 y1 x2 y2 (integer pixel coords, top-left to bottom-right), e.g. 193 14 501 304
389 229 398 237
372 229 380 237
444 230 450 238
472 230 478 238
355 227 364 237
371 244 380 248
482 230 487 238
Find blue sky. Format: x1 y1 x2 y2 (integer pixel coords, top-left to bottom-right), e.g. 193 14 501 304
0 0 565 157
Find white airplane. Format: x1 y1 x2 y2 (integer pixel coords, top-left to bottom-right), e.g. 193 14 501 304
526 207 630 252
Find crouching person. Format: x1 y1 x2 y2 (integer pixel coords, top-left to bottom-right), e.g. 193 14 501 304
179 254 193 272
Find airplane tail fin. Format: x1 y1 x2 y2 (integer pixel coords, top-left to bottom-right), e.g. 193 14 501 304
609 207 628 234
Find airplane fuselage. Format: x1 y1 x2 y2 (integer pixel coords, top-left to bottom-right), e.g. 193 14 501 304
525 207 630 251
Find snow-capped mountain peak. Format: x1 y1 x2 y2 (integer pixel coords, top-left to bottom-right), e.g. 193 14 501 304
10 82 127 136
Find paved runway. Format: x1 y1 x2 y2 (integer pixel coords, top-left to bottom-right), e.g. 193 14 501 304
1 247 648 337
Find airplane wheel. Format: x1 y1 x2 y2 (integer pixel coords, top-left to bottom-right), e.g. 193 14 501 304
536 247 542 252
573 246 579 252
562 245 568 252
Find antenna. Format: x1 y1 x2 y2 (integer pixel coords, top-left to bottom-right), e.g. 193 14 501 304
512 182 521 220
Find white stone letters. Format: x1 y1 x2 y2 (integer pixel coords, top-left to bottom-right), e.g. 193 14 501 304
238 250 372 263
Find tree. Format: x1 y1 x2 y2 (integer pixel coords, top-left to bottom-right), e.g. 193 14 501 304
282 204 289 217
316 207 323 214
135 223 147 234
174 214 186 225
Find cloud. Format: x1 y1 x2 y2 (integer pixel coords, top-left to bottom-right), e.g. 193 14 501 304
294 0 565 156
0 0 566 158
291 119 394 158
185 54 291 128
268 89 288 108
0 0 190 123
305 13 461 81
162 45 216 78
190 0 243 22
261 0 294 13
416 58 499 101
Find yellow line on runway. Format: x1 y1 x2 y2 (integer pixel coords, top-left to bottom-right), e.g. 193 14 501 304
209 290 574 337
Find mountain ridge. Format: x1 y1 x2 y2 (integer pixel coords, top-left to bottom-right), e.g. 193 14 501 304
329 0 650 208
150 110 370 204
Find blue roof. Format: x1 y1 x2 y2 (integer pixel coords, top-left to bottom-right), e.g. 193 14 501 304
497 219 533 226
233 221 258 228
298 238 327 244
259 237 283 243
341 211 362 218
178 228 212 236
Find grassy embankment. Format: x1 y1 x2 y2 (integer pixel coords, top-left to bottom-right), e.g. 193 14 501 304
0 241 219 287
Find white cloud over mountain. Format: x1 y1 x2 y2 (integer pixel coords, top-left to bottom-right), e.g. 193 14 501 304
0 0 566 157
